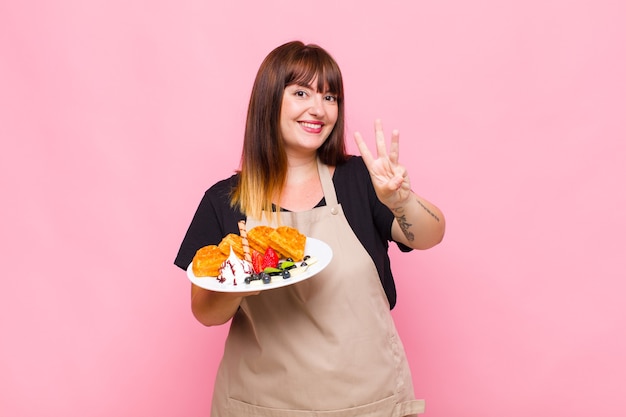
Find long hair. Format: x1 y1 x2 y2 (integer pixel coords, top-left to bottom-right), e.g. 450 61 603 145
231 41 348 219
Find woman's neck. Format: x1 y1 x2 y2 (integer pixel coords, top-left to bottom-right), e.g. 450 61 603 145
278 155 323 211
286 155 318 183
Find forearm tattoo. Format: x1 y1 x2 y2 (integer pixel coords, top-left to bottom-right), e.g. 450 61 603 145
394 213 415 242
416 199 440 222
393 198 440 242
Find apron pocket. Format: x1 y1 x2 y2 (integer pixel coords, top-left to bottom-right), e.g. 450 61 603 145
227 395 397 417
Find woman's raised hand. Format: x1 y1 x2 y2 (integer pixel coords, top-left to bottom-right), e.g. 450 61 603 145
354 119 412 209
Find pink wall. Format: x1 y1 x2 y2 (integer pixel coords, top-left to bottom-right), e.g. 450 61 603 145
2 1 625 416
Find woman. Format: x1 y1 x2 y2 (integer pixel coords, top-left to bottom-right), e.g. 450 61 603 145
174 40 445 416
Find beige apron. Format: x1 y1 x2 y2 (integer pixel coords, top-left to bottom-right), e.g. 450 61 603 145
210 159 425 417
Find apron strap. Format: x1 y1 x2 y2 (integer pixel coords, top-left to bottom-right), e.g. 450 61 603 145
317 158 338 207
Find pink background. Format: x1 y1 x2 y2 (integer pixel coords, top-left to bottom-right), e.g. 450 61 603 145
2 1 625 416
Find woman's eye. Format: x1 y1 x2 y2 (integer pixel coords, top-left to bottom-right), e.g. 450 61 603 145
325 95 337 102
295 90 307 97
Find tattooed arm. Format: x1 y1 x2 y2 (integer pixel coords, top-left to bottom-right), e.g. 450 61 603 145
354 119 445 250
389 192 445 250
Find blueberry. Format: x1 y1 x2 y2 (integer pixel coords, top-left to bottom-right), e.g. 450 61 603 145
282 270 291 279
261 272 271 284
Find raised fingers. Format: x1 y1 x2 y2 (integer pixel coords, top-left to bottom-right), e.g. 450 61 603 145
354 119 401 170
374 119 389 159
354 130 375 169
388 129 400 165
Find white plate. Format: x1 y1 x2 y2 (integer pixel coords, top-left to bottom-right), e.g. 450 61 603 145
187 237 333 293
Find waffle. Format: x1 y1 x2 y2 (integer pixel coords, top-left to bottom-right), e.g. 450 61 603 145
269 226 306 261
218 233 245 259
192 245 227 277
247 226 275 254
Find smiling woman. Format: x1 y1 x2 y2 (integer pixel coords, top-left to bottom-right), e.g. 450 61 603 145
3 1 625 416
280 82 338 156
173 40 445 416
234 41 348 220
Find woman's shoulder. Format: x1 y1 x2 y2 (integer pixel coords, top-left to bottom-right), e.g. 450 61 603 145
204 172 240 198
197 173 243 219
333 155 377 210
335 155 371 188
338 154 365 168
335 155 367 178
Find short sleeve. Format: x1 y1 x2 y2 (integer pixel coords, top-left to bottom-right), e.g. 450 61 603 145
173 175 244 270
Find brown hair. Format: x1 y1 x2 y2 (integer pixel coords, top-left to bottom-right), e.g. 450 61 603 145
232 41 348 219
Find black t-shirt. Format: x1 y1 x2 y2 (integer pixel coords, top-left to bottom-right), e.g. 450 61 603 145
174 155 411 309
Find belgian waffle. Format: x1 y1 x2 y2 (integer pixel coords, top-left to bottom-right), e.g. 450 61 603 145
247 226 275 254
269 226 306 261
192 245 227 277
218 233 245 259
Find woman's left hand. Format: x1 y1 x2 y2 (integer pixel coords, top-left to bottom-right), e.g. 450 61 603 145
354 119 412 209
355 119 445 249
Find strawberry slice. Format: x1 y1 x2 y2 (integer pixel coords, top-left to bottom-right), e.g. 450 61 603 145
261 247 279 270
251 250 264 274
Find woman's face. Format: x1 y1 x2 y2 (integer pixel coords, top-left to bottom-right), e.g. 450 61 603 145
279 79 338 156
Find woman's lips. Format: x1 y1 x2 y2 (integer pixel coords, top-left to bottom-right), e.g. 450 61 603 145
298 121 324 134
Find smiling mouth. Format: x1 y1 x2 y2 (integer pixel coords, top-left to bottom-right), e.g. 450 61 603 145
298 121 324 132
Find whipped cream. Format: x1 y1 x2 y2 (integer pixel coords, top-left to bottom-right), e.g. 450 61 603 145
218 246 254 285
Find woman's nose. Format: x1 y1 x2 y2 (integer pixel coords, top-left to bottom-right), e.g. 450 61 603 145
308 94 326 117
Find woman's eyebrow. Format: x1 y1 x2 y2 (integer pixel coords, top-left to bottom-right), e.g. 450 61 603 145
292 82 335 94
291 81 314 88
